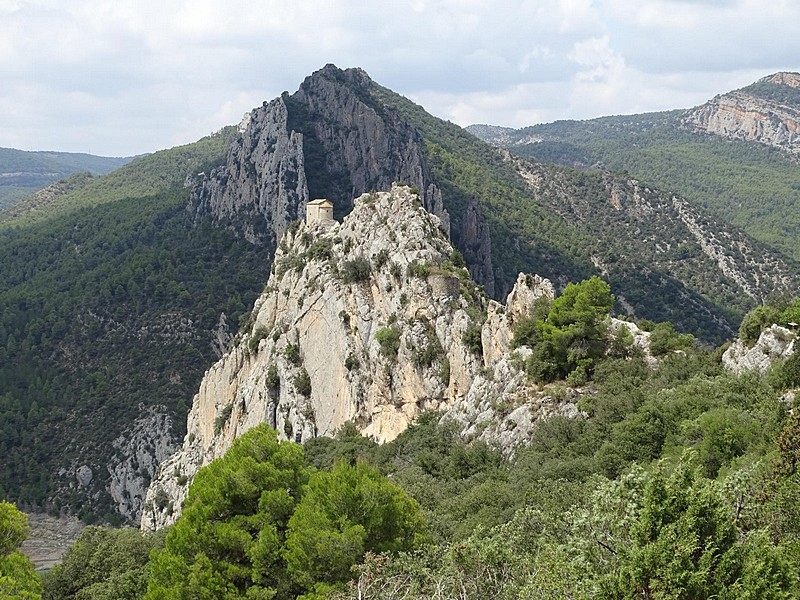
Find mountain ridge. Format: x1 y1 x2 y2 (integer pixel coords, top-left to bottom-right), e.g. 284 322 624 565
0 147 135 212
466 71 800 264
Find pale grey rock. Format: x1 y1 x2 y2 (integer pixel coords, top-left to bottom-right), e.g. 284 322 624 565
76 465 93 487
190 95 309 246
211 311 233 359
143 185 484 530
442 348 581 457
20 513 85 571
106 405 178 522
609 317 655 364
682 73 800 157
722 325 796 375
482 273 555 366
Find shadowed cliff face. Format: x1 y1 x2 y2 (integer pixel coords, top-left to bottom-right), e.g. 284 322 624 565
188 64 495 295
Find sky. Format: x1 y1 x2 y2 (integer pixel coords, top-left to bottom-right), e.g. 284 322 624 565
1 0 798 157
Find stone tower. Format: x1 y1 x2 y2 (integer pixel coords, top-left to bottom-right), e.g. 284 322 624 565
306 199 334 226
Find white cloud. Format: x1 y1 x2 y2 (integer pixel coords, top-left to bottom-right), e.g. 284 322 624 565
0 0 797 155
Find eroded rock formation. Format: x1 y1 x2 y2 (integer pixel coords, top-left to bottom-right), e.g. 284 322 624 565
682 72 800 157
142 185 552 530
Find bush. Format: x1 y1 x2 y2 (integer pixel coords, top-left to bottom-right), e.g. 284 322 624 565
248 326 269 353
214 404 233 436
648 322 695 356
345 353 360 371
376 327 401 360
439 358 451 384
285 342 301 366
449 249 466 268
341 257 372 283
294 368 312 397
462 323 483 354
769 353 800 390
374 249 390 270
266 364 280 390
306 238 333 261
406 261 431 278
739 304 782 346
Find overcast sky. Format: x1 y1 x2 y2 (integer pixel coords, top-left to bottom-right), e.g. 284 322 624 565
1 0 797 157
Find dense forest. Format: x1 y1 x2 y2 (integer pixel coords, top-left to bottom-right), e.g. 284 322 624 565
0 130 269 519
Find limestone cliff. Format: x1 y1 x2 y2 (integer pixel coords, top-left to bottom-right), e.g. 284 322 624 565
682 72 800 157
106 405 177 522
142 185 551 530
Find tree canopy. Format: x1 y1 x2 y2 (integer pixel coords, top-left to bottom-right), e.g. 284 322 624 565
0 501 41 600
145 424 425 599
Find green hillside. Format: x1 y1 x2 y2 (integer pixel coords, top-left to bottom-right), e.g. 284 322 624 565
372 85 797 342
0 128 236 227
0 148 134 211
0 128 267 520
475 113 800 262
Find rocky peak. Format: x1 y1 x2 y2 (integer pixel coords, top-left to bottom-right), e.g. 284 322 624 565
185 64 505 294
188 65 449 245
142 185 555 530
762 72 800 88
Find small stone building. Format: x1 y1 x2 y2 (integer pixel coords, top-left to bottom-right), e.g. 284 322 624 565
306 199 334 226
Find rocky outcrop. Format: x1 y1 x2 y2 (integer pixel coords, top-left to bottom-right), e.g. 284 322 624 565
142 185 559 530
189 94 309 245
481 273 554 366
106 405 177 522
442 348 581 455
454 196 495 297
722 324 797 375
682 73 800 157
187 65 445 245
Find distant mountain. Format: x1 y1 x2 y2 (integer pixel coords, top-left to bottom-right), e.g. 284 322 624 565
466 72 800 263
1 65 797 523
0 147 135 211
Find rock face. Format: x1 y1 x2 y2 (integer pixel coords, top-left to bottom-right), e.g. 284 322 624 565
722 324 797 375
682 72 800 157
187 64 495 293
106 405 178 522
142 185 556 530
481 273 554 366
189 94 309 245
